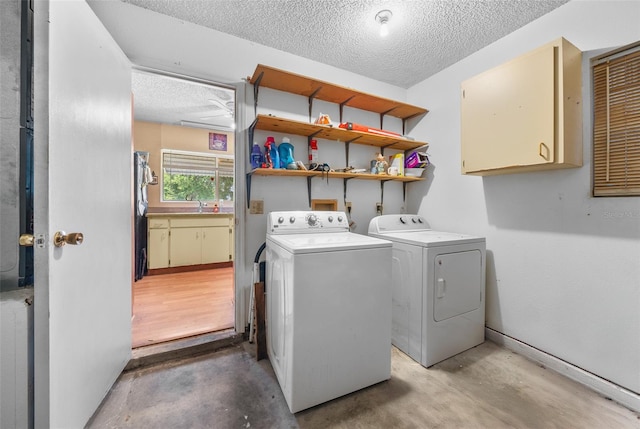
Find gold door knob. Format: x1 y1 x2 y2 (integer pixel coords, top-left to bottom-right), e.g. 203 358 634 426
53 231 84 247
19 234 34 247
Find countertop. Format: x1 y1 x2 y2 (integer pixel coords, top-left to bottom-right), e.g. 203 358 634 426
146 211 233 218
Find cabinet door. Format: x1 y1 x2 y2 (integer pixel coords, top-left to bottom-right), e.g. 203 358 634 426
461 44 555 174
201 226 230 264
169 227 202 267
148 228 169 269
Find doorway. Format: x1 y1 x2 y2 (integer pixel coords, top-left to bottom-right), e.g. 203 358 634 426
130 69 236 348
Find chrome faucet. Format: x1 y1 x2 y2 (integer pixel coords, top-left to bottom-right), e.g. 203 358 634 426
198 200 208 213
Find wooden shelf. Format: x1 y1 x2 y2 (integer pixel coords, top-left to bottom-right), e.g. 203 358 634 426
249 64 428 120
253 114 428 152
250 168 424 183
246 64 429 208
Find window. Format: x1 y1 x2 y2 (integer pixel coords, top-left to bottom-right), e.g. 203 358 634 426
162 149 234 210
592 41 640 196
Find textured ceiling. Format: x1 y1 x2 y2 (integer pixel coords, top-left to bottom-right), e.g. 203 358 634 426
132 70 236 130
124 0 570 130
122 0 570 88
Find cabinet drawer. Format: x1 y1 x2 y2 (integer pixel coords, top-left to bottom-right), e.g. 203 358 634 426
148 218 169 229
170 216 229 228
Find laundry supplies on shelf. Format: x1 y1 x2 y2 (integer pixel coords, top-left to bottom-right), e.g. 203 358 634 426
263 136 278 169
308 139 318 164
250 142 263 169
405 150 430 168
278 137 296 169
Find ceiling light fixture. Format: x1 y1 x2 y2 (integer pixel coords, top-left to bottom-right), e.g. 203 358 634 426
375 9 392 37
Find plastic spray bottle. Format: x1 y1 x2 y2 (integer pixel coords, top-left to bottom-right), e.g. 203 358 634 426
308 139 318 164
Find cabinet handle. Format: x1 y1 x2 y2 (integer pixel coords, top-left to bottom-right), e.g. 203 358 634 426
539 142 550 160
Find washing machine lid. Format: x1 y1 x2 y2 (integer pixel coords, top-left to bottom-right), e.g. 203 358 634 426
267 232 391 254
373 230 485 247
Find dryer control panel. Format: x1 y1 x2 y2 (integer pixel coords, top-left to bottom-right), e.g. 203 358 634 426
268 211 349 234
368 214 430 233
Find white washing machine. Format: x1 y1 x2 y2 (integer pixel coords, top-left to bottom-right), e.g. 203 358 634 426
368 214 486 367
266 211 392 413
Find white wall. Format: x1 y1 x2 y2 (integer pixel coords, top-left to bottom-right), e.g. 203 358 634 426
407 0 640 396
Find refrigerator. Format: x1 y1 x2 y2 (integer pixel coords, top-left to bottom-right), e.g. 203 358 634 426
134 151 150 281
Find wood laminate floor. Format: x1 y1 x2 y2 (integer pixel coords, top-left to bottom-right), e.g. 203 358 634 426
132 268 234 348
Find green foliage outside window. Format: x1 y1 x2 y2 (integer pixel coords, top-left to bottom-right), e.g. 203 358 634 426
161 150 234 207
163 173 216 202
219 176 234 201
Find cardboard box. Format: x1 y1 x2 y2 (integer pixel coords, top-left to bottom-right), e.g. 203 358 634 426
405 151 429 168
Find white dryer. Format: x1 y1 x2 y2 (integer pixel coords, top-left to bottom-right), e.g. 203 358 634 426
266 211 392 413
368 214 486 367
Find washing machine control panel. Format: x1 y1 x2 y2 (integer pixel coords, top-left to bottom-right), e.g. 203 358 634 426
268 211 349 234
368 214 430 233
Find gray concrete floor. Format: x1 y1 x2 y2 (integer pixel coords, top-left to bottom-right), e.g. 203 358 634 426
87 340 639 429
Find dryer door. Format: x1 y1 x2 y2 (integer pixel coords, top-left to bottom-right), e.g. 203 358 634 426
433 250 482 322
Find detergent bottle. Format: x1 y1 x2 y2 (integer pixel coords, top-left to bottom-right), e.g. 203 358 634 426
278 137 296 169
269 137 280 169
250 141 263 169
264 136 275 168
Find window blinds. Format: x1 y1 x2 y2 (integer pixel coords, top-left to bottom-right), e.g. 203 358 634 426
592 43 640 196
163 151 234 177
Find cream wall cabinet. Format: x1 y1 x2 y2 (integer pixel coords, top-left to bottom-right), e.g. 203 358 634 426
147 218 169 269
147 215 233 269
461 37 582 176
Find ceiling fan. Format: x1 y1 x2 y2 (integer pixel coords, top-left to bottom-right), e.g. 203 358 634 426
199 98 234 119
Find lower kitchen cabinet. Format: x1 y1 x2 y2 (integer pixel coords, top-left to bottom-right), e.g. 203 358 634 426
169 227 204 267
147 214 233 269
201 226 230 264
148 218 169 269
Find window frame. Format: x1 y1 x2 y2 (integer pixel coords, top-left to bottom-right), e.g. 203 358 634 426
160 148 235 205
591 40 640 197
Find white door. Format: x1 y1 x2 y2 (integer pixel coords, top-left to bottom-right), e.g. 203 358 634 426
33 1 132 427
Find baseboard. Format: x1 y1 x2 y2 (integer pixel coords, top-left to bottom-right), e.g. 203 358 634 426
485 327 640 413
147 261 233 276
